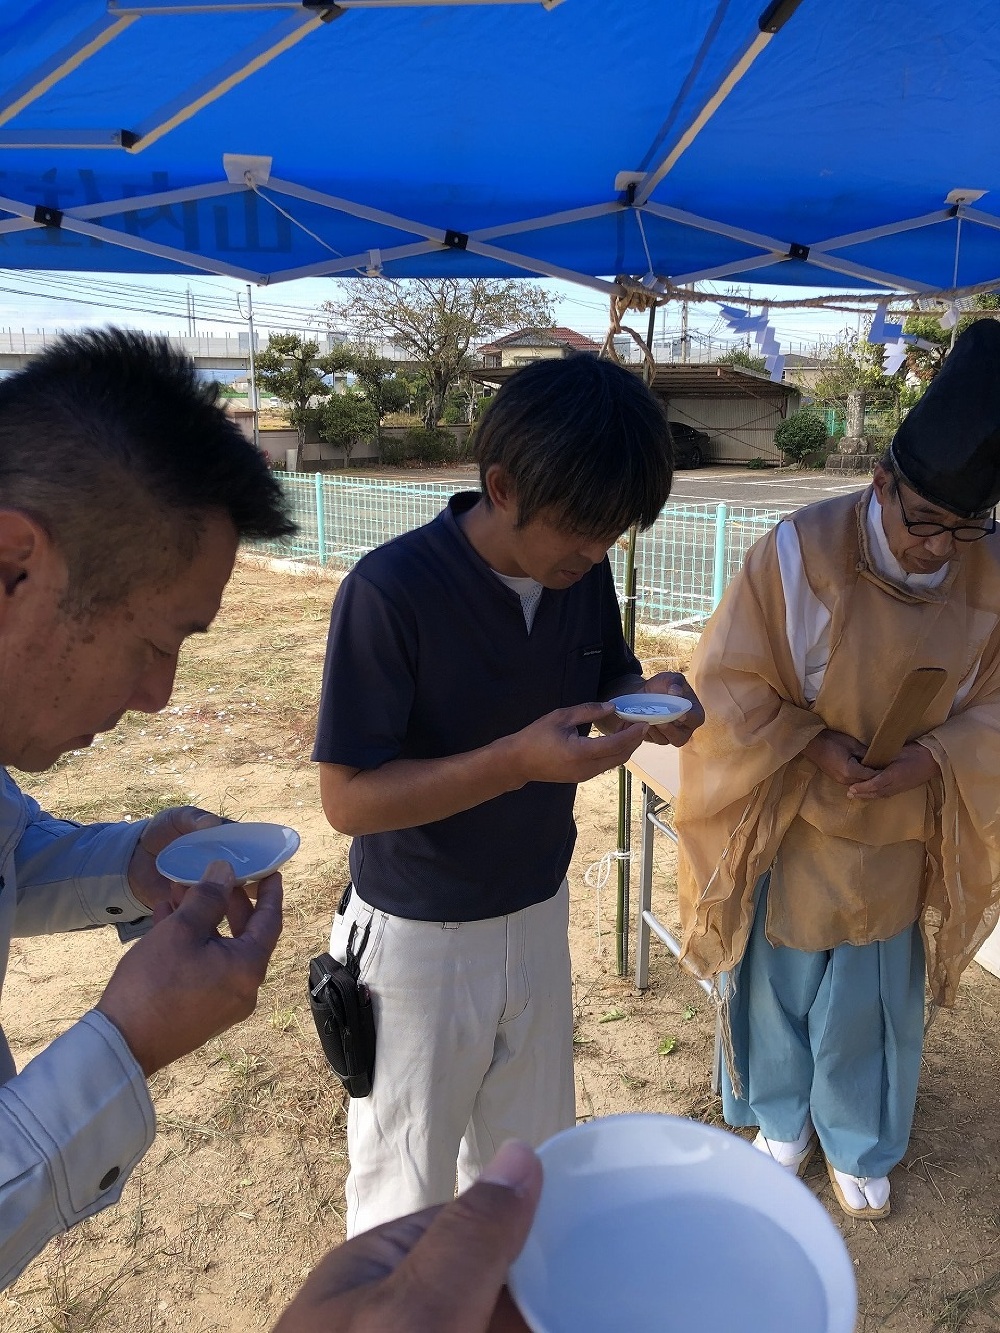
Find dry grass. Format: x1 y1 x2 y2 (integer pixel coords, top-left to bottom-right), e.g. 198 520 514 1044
12 1235 142 1333
931 1270 1000 1332
1 555 998 1332
632 624 698 675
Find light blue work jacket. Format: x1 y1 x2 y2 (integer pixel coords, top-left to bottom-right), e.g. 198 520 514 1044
0 768 155 1289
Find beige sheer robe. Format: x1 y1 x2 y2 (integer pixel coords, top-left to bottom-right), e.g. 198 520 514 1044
677 490 1000 1005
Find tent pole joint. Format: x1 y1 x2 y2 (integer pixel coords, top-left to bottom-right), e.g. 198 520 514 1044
758 0 804 34
300 3 346 19
33 205 63 229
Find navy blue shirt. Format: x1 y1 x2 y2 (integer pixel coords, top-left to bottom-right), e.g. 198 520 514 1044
313 493 640 920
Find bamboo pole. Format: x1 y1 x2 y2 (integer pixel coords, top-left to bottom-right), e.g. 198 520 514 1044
615 304 658 977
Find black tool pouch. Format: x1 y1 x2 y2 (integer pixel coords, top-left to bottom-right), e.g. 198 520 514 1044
308 917 376 1098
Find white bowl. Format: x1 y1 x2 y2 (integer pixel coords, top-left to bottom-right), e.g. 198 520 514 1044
509 1114 856 1333
611 693 693 723
155 822 300 887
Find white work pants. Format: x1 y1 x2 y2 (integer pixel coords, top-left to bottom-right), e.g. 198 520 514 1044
329 882 576 1236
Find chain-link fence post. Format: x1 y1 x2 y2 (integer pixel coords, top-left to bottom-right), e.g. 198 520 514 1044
711 502 729 610
315 471 327 567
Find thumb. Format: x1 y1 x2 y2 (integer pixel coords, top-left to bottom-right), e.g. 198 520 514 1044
171 860 237 937
561 701 615 726
384 1141 541 1332
152 899 174 926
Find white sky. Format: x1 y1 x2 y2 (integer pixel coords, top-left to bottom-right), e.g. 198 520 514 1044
0 269 871 355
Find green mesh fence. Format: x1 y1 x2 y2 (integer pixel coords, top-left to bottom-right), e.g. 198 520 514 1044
255 476 787 626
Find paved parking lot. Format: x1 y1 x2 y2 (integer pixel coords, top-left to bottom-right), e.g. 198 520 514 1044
425 463 870 517
665 465 871 515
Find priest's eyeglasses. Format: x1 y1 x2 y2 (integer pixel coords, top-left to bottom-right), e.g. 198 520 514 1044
895 490 996 541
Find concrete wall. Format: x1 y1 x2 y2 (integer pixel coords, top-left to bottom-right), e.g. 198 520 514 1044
500 345 566 368
258 428 379 467
261 399 797 470
668 391 801 464
782 366 824 393
259 424 469 470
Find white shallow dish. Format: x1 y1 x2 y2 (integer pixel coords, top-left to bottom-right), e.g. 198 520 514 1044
611 693 693 723
155 822 300 887
509 1113 857 1333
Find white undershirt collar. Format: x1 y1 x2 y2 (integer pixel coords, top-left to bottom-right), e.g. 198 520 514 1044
866 491 950 591
492 569 544 632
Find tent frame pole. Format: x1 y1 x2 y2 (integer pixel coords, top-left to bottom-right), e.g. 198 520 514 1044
632 0 805 207
641 201 788 254
0 158 994 300
0 15 138 128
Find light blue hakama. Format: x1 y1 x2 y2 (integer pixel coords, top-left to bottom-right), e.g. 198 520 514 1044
722 875 926 1179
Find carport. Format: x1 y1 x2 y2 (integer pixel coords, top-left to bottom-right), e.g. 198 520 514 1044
475 363 802 465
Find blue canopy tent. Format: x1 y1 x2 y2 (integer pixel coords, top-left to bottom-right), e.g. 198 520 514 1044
0 0 998 302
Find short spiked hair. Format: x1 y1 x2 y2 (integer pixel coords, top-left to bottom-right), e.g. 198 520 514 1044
0 327 295 610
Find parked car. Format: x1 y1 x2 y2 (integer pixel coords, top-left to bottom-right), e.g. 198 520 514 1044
668 421 710 468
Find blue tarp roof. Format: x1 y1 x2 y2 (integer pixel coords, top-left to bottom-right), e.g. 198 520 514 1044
0 1 997 296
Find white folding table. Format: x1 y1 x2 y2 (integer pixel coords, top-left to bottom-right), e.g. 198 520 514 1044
626 740 722 1092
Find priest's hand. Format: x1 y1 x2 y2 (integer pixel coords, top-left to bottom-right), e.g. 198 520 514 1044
847 741 940 801
803 729 878 787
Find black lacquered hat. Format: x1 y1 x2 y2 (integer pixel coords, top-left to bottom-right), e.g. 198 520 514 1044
890 318 1000 518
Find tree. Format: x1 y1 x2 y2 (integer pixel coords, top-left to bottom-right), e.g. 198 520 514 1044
316 391 379 468
347 349 412 452
717 345 767 374
254 334 350 466
811 331 900 415
323 278 557 427
450 357 488 424
775 408 827 464
903 294 1000 382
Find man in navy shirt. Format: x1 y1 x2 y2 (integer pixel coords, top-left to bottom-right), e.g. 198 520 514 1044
314 356 703 1234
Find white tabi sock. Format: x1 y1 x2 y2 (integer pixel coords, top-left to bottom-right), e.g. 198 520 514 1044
752 1114 815 1170
831 1167 890 1211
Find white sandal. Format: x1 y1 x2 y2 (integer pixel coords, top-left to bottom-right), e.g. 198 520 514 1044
752 1117 818 1178
825 1161 891 1218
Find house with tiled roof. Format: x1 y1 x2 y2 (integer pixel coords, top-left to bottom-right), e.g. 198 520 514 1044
478 326 601 370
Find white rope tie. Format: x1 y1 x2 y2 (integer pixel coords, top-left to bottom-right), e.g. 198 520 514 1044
584 849 634 954
246 177 368 275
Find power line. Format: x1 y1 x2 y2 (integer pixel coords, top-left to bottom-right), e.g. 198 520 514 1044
0 269 331 321
0 273 332 334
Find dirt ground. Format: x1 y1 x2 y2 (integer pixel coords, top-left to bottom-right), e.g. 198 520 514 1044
2 559 999 1333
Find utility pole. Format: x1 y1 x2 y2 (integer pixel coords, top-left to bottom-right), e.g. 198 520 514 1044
186 286 196 337
680 294 689 363
245 283 260 452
